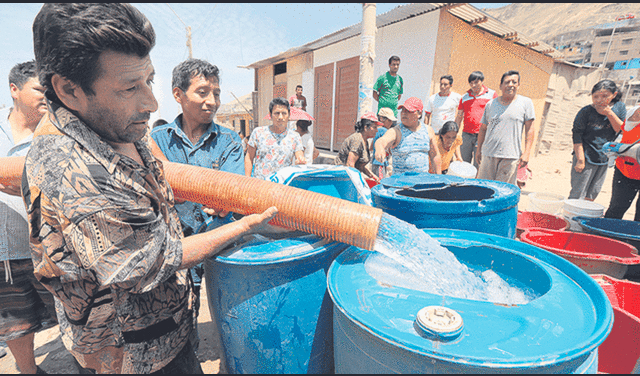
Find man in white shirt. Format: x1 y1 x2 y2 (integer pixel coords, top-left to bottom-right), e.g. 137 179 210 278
425 75 462 134
476 70 536 185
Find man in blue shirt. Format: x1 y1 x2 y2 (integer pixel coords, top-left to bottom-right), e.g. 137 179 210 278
151 58 243 301
0 61 56 374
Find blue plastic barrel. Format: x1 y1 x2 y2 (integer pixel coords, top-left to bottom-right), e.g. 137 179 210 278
205 235 349 374
328 229 613 373
371 172 520 238
271 165 373 205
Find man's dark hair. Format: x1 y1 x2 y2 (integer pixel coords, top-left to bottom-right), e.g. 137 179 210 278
468 71 484 83
440 75 454 86
500 70 520 85
172 58 220 92
269 97 290 115
9 60 37 90
389 56 401 64
296 119 311 132
153 118 168 128
296 85 303 90
33 3 156 105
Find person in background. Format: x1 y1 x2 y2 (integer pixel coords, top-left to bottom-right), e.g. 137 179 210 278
245 97 305 180
26 4 277 373
373 55 403 118
294 119 318 165
476 71 535 185
335 112 381 182
455 71 497 167
425 75 462 134
569 79 625 201
0 61 56 375
150 58 245 350
152 118 168 128
430 121 463 175
374 97 441 175
605 105 639 220
371 107 396 179
289 85 307 112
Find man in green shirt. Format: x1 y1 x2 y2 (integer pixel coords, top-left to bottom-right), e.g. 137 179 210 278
373 55 403 118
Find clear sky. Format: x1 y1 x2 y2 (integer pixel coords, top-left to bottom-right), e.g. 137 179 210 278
0 3 509 123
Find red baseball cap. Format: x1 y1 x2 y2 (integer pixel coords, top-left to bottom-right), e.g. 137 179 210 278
398 97 423 113
360 111 383 126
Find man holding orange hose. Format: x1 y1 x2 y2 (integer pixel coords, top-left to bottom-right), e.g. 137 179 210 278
151 58 244 355
24 4 277 373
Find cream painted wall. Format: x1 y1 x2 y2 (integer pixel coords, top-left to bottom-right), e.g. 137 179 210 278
309 10 440 134
373 11 440 109
256 65 273 128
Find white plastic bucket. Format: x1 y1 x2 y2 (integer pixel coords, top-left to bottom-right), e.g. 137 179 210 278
447 161 477 179
528 192 565 215
563 199 605 231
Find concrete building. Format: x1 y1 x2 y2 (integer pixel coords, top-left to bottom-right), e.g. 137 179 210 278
545 29 595 65
591 18 640 69
242 3 563 152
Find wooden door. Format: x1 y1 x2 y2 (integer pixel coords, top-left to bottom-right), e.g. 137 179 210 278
314 63 334 150
333 56 359 151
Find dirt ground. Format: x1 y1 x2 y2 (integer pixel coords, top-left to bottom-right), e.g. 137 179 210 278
0 145 635 374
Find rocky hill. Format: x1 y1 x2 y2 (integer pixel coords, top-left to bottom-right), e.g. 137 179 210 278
482 3 640 42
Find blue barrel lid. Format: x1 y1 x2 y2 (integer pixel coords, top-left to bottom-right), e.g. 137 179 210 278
575 216 640 242
327 229 613 368
372 172 520 215
215 234 342 265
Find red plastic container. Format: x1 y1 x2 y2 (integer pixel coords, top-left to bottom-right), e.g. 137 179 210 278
516 211 569 238
592 275 640 374
520 229 640 279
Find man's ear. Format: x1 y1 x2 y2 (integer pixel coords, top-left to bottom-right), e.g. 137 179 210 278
9 83 19 102
173 86 183 105
50 74 86 112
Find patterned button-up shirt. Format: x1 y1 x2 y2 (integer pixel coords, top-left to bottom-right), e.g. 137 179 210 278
23 102 195 374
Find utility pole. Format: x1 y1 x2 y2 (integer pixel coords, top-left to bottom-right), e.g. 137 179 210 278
167 3 193 59
358 3 376 118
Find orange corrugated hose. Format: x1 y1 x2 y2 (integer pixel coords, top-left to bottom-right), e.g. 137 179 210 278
1 152 382 251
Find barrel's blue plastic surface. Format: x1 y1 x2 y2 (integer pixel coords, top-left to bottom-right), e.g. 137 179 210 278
575 216 640 250
371 172 520 238
328 229 613 373
273 165 373 205
205 234 349 374
286 169 359 203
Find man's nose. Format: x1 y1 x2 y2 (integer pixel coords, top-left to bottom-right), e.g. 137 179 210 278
141 85 158 113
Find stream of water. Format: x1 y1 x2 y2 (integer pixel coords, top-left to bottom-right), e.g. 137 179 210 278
366 213 536 305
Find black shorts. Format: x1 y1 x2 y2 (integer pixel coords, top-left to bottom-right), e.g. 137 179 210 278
0 259 57 342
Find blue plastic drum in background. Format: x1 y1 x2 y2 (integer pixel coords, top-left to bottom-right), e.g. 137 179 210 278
271 165 373 206
205 234 349 374
328 229 613 373
371 173 520 238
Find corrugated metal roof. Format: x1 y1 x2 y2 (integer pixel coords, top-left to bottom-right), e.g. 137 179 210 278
241 3 564 69
446 3 564 59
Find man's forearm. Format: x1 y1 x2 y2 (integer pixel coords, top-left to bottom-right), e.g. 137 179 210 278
180 207 277 269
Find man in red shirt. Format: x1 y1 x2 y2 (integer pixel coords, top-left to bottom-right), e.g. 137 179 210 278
455 71 498 167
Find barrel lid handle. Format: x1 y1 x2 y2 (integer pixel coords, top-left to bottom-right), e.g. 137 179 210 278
416 306 463 340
